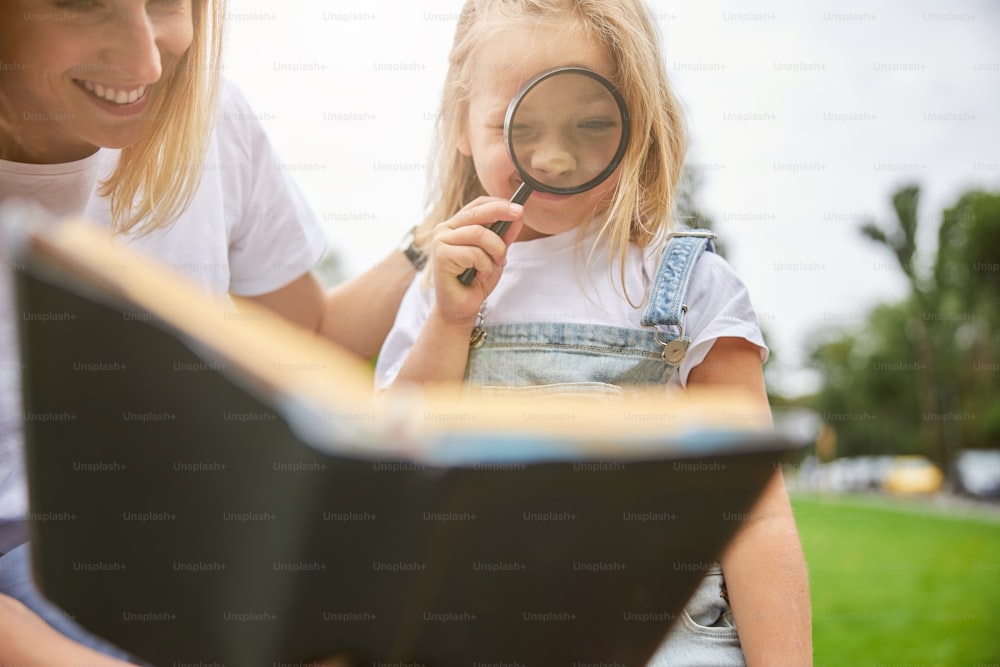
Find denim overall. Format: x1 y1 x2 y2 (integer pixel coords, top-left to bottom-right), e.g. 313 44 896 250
464 231 745 666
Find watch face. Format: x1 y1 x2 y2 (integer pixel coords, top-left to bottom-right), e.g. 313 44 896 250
401 228 427 270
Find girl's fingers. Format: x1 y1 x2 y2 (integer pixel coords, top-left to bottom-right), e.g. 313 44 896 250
436 243 499 278
429 197 523 297
498 216 525 246
444 198 524 232
438 224 508 262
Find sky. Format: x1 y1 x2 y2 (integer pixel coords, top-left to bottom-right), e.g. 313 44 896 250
221 0 1000 397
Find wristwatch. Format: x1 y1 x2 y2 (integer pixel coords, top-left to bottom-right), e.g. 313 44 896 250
399 226 428 271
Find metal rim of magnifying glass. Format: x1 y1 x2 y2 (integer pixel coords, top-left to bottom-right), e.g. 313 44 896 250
503 66 632 196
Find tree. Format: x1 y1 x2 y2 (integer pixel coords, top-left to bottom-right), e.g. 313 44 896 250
859 185 946 465
808 186 1000 467
935 191 1000 450
313 246 345 288
807 301 924 459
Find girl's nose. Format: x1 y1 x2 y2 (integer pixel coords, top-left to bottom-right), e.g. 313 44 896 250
530 143 578 180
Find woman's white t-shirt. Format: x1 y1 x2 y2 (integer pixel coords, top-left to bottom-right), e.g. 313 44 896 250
0 82 326 549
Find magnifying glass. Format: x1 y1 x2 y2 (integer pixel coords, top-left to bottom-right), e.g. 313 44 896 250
457 66 631 285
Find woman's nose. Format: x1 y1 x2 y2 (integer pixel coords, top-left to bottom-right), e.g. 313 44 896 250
102 10 163 84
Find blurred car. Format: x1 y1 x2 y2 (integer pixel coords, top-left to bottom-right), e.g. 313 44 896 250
952 449 1000 500
794 455 895 493
882 455 943 495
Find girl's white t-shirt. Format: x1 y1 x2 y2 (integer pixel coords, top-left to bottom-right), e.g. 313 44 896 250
0 82 326 549
375 224 768 391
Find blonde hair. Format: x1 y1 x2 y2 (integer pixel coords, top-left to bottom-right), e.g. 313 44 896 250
0 0 227 235
104 0 227 235
423 0 686 280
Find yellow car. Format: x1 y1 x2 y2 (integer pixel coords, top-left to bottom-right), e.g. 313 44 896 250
882 455 944 495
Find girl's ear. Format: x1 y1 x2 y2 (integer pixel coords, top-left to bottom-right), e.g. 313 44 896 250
457 127 472 156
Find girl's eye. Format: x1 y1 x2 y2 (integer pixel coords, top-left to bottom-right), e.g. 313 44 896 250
579 119 617 131
53 0 184 11
509 124 537 139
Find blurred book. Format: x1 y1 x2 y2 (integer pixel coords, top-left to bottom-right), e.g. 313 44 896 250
4 208 809 667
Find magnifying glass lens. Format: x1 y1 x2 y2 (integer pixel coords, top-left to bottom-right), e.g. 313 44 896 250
457 67 630 285
507 69 628 194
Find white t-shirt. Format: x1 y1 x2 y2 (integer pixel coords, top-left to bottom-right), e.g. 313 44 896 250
0 82 327 549
375 223 767 391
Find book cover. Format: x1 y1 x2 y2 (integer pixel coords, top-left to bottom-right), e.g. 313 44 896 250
7 214 809 666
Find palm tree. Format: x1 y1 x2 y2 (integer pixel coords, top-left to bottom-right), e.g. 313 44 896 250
860 185 947 467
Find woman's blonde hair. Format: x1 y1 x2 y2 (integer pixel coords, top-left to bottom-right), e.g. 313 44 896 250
104 0 227 235
423 0 686 280
0 0 227 235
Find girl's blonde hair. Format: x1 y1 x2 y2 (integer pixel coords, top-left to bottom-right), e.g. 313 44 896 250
423 0 686 278
0 0 227 235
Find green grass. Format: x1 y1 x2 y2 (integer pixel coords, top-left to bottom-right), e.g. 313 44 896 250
791 493 1000 666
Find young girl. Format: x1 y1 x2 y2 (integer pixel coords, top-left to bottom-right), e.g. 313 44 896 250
375 1 812 665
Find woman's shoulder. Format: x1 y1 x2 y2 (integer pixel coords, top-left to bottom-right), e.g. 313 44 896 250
215 79 256 117
207 79 274 163
211 80 260 136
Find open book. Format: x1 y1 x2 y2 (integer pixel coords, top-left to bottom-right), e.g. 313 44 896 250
6 210 810 667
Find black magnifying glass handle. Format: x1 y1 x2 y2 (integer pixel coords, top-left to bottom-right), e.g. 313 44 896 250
454 66 629 287
457 183 532 285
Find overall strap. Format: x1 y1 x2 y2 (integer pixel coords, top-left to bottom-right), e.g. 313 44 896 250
640 230 716 367
641 230 717 327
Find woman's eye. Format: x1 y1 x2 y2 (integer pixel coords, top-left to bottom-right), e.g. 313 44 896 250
54 0 97 8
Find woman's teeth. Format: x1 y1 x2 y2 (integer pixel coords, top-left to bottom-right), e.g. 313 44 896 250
77 79 147 105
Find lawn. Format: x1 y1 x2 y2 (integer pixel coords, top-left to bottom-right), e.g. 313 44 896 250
791 493 1000 666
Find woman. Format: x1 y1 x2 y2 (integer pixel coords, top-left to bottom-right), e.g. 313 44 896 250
0 0 423 662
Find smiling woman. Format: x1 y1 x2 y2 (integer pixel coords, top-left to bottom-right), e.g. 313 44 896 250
0 0 220 233
0 1 426 665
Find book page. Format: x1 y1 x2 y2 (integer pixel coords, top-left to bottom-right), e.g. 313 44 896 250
20 220 779 461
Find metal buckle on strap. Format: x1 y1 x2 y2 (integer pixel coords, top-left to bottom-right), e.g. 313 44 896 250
653 305 690 365
469 300 488 349
667 230 718 239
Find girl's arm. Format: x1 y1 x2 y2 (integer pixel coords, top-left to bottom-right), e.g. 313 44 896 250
245 199 522 365
391 198 523 386
687 336 813 667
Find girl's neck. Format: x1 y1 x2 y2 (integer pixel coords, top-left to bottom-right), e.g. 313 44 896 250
515 225 551 242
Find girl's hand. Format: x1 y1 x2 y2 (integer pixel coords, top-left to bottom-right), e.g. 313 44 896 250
428 197 524 330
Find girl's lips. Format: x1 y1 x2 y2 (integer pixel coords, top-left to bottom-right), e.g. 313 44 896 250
512 175 579 200
531 190 574 202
